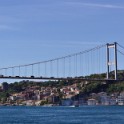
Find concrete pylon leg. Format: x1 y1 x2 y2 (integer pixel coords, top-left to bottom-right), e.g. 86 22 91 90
106 42 117 80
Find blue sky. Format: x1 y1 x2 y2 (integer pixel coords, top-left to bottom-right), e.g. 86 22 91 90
0 0 124 78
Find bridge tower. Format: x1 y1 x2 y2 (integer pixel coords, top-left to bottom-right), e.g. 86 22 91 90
106 42 117 80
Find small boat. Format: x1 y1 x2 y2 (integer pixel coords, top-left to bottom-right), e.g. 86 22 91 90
70 105 79 107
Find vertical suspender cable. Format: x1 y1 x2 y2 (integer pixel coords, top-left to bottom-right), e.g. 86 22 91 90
80 54 82 77
90 50 92 76
57 59 59 78
19 66 20 77
12 67 14 77
69 56 71 77
64 58 65 77
99 48 101 77
38 63 40 77
97 48 99 75
25 66 27 77
76 54 77 76
5 69 7 76
32 64 33 76
50 61 52 77
45 62 46 77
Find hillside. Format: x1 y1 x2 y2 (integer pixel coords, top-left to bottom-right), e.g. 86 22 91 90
0 70 124 105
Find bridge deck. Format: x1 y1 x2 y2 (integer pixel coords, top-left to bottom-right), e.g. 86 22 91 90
0 76 123 82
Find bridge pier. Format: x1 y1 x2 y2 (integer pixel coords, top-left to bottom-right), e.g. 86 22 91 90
106 42 117 80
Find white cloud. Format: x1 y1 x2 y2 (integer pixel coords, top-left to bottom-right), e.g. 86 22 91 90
66 2 124 9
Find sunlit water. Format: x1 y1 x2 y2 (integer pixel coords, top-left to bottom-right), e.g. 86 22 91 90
0 106 124 124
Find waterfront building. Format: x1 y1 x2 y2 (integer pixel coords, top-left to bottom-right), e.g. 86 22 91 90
87 99 97 105
61 99 73 106
47 95 60 104
100 96 110 105
117 95 124 105
109 98 117 105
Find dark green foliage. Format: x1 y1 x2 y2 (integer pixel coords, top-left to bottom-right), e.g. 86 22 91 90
107 82 124 93
0 91 10 102
40 100 48 105
81 82 103 95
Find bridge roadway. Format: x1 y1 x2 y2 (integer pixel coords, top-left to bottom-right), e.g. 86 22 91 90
0 76 123 82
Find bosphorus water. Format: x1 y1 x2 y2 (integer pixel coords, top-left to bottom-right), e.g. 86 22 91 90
0 106 124 124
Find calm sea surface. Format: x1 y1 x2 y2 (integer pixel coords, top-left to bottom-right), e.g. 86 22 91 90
0 106 124 124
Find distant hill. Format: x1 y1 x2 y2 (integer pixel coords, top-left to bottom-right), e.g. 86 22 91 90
0 70 124 102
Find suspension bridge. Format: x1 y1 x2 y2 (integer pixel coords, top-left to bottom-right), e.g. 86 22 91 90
0 42 124 82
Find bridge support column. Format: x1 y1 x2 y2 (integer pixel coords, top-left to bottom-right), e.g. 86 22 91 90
106 42 117 80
